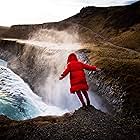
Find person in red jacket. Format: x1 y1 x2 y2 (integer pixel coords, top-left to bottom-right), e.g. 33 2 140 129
59 53 100 107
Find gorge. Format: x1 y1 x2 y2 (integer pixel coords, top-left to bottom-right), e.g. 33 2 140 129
0 1 140 139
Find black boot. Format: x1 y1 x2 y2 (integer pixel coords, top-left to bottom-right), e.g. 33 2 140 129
87 100 91 106
82 103 86 107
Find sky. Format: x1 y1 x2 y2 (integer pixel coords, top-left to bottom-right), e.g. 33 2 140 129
0 0 139 26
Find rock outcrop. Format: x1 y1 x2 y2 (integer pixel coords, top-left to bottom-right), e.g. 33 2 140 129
0 106 139 140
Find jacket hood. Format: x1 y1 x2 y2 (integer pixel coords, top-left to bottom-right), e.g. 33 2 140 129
67 53 78 64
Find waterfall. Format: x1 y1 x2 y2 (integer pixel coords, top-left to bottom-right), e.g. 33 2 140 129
0 28 108 120
29 30 83 111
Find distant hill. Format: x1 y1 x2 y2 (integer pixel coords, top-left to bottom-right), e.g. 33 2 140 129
2 1 140 51
0 26 9 37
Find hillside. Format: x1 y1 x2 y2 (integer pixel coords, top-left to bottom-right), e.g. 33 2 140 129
0 26 9 37
64 1 140 51
1 1 140 51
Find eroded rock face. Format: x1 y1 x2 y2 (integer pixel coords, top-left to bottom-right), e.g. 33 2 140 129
0 40 66 92
76 49 140 117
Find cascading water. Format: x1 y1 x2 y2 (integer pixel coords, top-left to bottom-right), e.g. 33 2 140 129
0 59 7 67
0 65 68 120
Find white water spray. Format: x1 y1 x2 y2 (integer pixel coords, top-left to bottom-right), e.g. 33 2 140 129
28 28 107 112
28 29 82 111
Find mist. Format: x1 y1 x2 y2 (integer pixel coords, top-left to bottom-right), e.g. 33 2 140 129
28 29 81 111
26 28 108 113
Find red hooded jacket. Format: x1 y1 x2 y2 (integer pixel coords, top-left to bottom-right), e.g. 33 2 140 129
61 53 97 93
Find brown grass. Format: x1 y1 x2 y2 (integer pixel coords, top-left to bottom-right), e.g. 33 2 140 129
82 43 140 86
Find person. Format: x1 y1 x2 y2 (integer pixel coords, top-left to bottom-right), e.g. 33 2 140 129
59 53 100 107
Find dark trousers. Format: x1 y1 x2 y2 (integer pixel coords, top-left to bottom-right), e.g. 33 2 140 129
76 90 90 106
